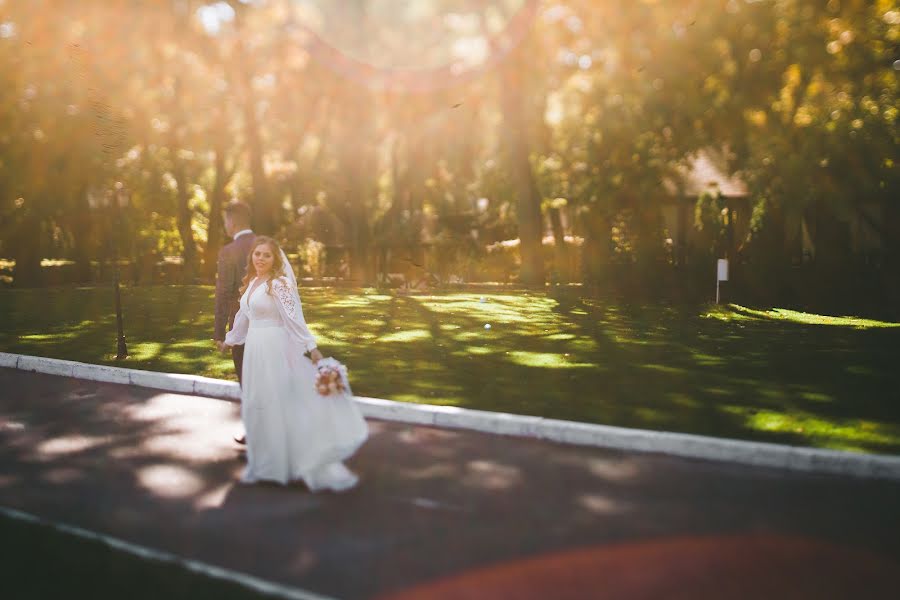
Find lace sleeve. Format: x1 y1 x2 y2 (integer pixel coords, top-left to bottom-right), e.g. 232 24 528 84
274 277 299 319
272 277 318 352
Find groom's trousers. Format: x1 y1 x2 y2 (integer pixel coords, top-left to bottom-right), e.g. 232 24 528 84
232 344 245 387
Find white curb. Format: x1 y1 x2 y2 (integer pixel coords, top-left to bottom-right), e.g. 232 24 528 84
2 352 242 400
0 505 335 600
3 352 900 481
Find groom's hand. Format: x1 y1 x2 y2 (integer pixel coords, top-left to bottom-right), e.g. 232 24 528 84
215 340 230 353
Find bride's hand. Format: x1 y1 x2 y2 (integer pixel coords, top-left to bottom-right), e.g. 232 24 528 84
309 348 323 364
215 340 231 353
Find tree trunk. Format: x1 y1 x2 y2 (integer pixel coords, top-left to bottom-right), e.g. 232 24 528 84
634 201 665 268
242 89 273 235
164 73 197 283
12 139 48 287
766 198 789 304
12 208 43 288
581 206 611 294
548 206 568 283
885 197 900 309
335 2 375 285
228 5 274 236
499 60 545 287
71 186 94 283
203 146 229 282
346 199 374 286
345 132 375 286
676 197 689 268
171 160 198 283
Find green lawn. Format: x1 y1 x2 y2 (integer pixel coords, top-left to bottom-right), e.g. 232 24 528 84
2 285 899 454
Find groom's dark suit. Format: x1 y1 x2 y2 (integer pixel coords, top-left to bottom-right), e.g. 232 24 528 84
214 230 255 384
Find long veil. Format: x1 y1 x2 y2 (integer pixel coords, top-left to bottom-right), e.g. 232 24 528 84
278 247 305 322
279 248 353 395
276 247 313 364
279 248 298 289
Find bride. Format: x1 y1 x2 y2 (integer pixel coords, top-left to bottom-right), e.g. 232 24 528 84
221 235 368 492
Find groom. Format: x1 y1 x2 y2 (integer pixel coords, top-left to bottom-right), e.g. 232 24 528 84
213 200 255 444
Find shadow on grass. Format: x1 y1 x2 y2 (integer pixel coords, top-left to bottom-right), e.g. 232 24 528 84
0 286 236 380
548 293 900 452
2 285 899 453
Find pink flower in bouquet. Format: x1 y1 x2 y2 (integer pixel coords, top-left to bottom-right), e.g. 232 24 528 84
315 359 348 397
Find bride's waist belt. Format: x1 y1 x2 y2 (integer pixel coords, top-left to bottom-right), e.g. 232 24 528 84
249 318 283 329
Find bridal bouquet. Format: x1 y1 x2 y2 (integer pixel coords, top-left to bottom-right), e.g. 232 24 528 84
315 357 351 397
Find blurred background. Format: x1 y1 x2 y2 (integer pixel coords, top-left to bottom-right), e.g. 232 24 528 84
0 0 897 315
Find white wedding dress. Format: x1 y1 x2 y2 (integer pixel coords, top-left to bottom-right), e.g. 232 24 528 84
224 270 368 491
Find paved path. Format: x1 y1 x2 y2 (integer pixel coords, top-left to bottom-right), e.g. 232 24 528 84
1 368 899 599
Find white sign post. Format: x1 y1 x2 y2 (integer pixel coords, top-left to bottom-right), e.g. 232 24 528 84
716 258 729 304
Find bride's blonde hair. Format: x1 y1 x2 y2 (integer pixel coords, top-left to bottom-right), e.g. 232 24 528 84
239 236 287 296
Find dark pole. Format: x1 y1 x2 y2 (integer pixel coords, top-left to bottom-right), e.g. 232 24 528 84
112 188 128 360
113 263 128 359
